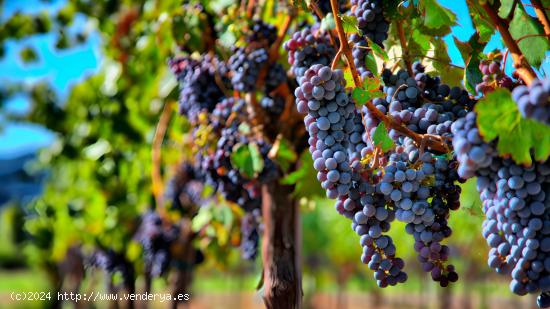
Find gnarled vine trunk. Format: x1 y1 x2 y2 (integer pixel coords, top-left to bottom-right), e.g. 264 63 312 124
171 219 196 309
261 181 302 309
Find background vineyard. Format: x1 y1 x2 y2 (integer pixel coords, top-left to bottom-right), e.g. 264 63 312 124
0 0 549 308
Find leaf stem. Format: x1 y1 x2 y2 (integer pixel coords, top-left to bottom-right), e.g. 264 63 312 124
481 2 537 85
531 0 550 38
152 100 174 208
396 22 413 76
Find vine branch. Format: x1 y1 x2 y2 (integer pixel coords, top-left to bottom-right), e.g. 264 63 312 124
396 22 413 76
481 2 537 85
152 100 174 208
531 0 550 38
329 0 449 153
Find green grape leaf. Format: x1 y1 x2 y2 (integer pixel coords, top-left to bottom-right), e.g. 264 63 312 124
466 1 495 42
273 138 297 173
454 33 485 94
340 14 359 34
372 122 395 152
509 6 550 67
343 67 354 88
291 0 307 10
498 0 516 19
352 86 384 107
418 0 456 30
321 13 336 31
408 28 431 60
365 37 388 62
282 151 324 198
19 46 39 63
475 89 550 165
364 53 378 78
430 38 462 87
238 122 251 134
230 143 264 179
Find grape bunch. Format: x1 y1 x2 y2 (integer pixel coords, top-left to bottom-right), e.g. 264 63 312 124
88 249 135 288
296 65 354 199
284 26 336 77
247 20 277 45
240 210 261 260
477 158 550 297
293 62 408 287
228 47 269 92
350 0 389 46
451 112 497 179
169 54 225 122
512 78 550 126
349 0 389 81
135 212 179 277
476 57 514 94
164 163 204 214
451 107 550 305
168 20 294 262
260 95 285 115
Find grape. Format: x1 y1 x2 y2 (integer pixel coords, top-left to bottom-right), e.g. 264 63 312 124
164 163 204 214
169 55 225 122
88 249 135 289
512 78 550 126
134 211 179 277
284 26 336 78
247 20 277 45
476 58 515 94
539 292 550 308
241 211 261 260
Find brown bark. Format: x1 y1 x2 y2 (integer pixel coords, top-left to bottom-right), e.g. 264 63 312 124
531 0 550 38
261 181 302 309
171 219 196 309
480 2 537 85
439 286 452 309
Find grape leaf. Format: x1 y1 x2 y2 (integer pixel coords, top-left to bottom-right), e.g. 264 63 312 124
321 13 336 31
19 46 39 63
352 86 384 107
466 1 495 42
408 28 431 60
291 0 307 10
509 6 550 67
340 15 358 34
418 0 456 30
372 122 395 152
238 122 251 134
343 67 354 88
230 143 264 178
475 89 550 165
430 38 462 87
365 37 388 62
498 0 516 19
364 53 378 78
453 33 485 94
273 137 297 173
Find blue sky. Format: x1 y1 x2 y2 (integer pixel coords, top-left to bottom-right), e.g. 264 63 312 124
0 0 544 158
0 0 101 159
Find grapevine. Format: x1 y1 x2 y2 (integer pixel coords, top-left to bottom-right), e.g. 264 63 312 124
7 1 550 308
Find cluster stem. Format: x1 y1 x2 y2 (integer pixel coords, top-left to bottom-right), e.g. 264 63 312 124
480 2 537 85
329 0 449 153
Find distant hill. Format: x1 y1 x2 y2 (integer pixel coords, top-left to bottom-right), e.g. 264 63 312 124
0 151 45 206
